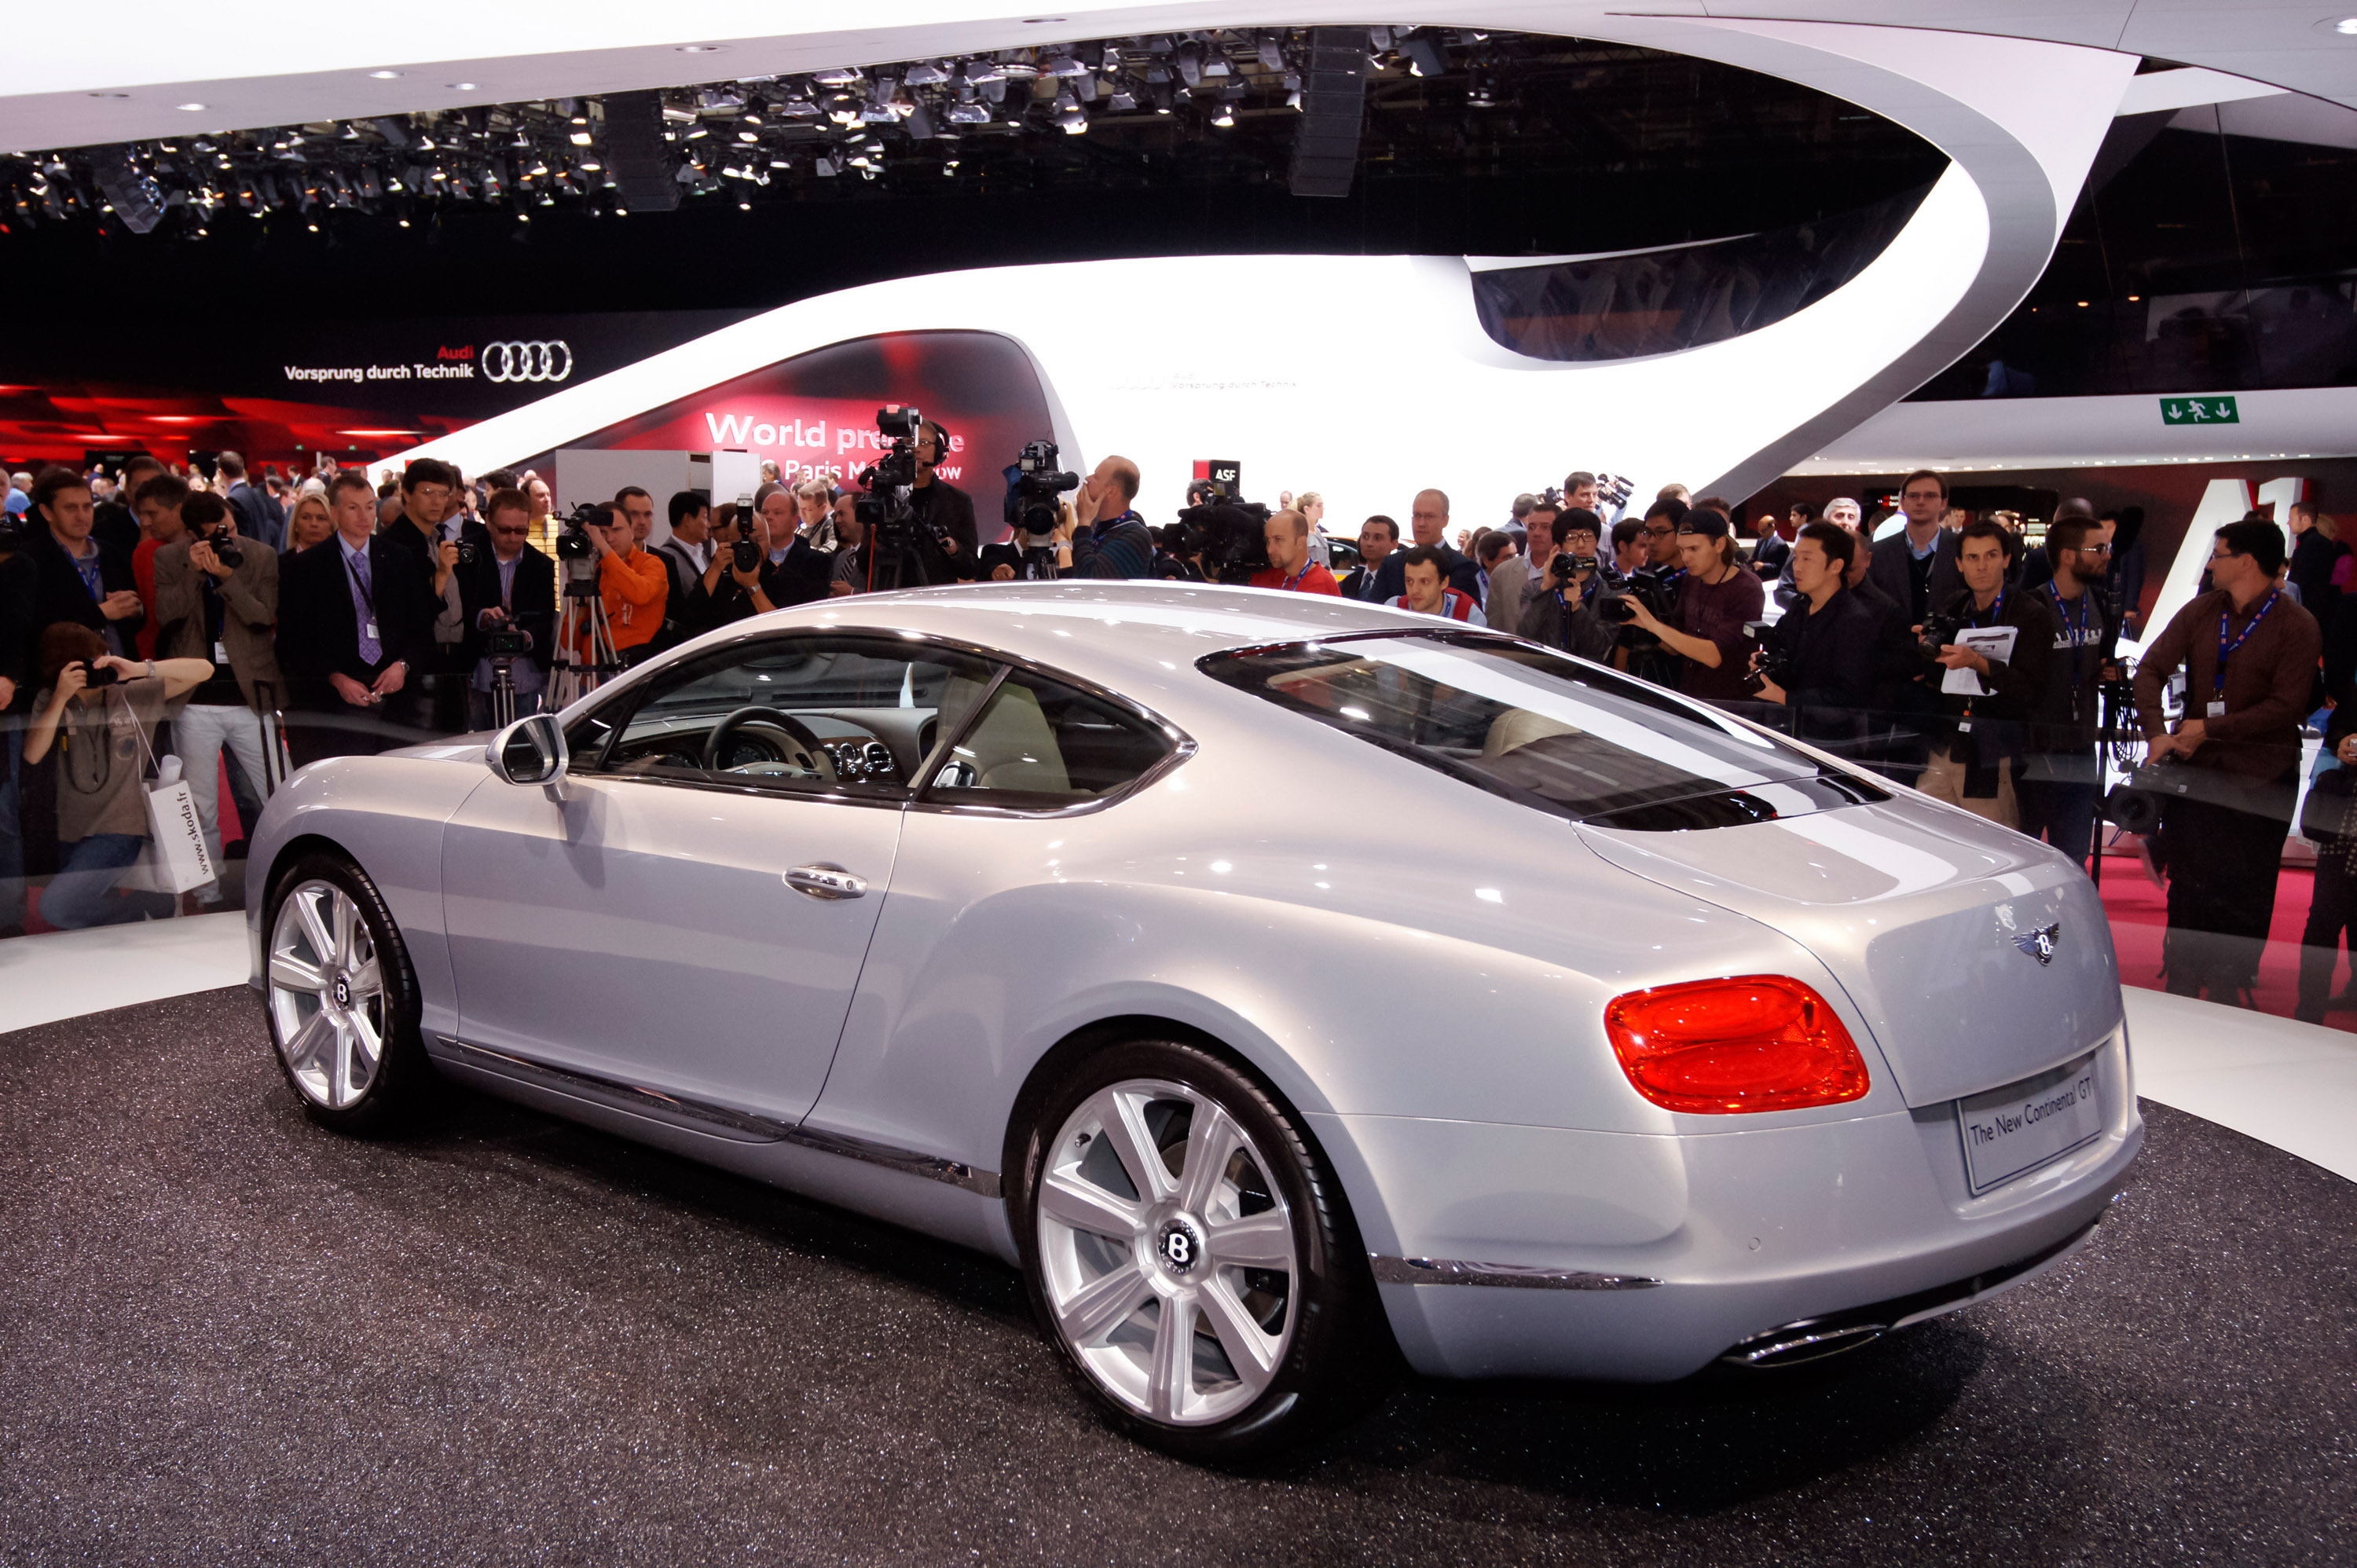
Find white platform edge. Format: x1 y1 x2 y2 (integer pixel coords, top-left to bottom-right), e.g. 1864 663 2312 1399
1 915 2349 1185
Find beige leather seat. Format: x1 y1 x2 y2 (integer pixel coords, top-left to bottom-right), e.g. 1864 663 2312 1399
940 679 1073 793
1483 708 1581 758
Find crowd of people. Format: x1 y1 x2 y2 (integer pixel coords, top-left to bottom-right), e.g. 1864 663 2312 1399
0 447 2348 1021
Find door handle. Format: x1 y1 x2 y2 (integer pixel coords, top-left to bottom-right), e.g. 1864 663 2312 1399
785 863 867 900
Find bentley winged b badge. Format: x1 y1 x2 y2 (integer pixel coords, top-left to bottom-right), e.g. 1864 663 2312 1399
2013 922 2061 966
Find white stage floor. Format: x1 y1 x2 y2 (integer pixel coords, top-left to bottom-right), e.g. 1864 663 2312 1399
3 913 2351 1184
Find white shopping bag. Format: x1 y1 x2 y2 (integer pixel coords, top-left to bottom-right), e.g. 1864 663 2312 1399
122 744 217 897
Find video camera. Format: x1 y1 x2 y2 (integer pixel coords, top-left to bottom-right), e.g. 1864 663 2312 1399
1169 500 1273 586
554 500 605 562
856 405 951 565
482 623 532 660
1589 559 1679 628
1003 438 1080 540
2102 760 2197 837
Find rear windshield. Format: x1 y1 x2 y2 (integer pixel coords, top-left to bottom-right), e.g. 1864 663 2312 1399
1198 632 1884 830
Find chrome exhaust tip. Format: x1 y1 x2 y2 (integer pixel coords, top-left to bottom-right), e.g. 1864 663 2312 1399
1719 1318 1888 1369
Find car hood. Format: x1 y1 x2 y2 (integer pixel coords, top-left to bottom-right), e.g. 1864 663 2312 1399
1576 797 2123 1108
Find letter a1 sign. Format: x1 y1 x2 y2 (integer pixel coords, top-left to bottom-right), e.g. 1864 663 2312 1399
2161 395 2239 426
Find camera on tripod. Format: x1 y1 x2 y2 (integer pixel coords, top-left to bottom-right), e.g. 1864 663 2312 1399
555 501 603 562
1171 499 1273 586
482 625 531 660
1003 438 1080 540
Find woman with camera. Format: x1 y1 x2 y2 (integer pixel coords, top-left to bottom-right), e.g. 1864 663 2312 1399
22 625 213 928
1621 509 1765 702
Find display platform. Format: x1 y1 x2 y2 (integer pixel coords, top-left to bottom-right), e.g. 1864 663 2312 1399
0 986 2349 1563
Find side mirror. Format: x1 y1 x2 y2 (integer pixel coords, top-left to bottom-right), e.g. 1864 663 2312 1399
488 712 569 786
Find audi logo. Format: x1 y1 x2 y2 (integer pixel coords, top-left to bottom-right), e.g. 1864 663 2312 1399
482 340 574 383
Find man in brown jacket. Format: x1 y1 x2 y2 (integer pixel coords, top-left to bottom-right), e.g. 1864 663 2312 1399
152 490 285 905
2132 517 2321 1002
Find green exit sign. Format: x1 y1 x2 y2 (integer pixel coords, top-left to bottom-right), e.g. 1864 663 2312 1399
2161 395 2239 426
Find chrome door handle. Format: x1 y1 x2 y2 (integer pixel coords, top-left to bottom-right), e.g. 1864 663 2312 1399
784 863 867 900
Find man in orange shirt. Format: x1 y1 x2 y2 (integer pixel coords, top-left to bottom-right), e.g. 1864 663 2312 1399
579 502 668 666
1248 509 1340 596
130 473 192 660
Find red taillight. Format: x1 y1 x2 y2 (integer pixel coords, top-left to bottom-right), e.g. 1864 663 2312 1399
1604 976 1871 1114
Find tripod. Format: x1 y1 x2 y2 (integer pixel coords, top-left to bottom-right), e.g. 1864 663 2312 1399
550 560 621 710
486 656 520 731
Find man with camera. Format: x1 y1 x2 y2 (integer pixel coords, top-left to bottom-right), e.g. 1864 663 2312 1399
2133 518 2321 1002
152 489 283 904
1753 523 1881 746
278 470 439 763
1387 545 1486 625
1518 510 1617 659
577 500 668 668
457 489 558 728
1371 490 1483 603
1916 519 2057 826
2016 514 2116 871
904 421 979 584
743 486 834 608
376 458 475 731
25 467 145 661
652 489 713 650
1065 456 1156 580
1620 510 1765 703
1248 510 1341 595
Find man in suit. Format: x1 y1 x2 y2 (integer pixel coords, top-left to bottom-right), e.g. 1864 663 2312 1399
454 488 558 730
1866 468 1966 630
1370 489 1483 603
277 469 438 764
1752 511 1793 580
218 451 285 551
1338 515 1398 601
23 466 145 658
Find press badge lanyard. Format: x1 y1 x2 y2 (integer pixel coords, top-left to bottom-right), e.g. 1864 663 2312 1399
2211 589 2278 719
1956 588 2006 733
2048 584 2090 709
1280 562 1317 592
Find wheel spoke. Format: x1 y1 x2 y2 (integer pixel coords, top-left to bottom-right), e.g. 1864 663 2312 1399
331 1016 357 1106
1039 1168 1144 1241
1096 1090 1176 1206
294 890 335 969
345 954 383 1002
1054 1260 1152 1347
331 892 358 972
346 1005 383 1073
1197 1275 1282 1387
269 951 326 995
1175 1103 1243 1215
1147 1298 1193 1421
284 1009 335 1076
1206 1210 1293 1272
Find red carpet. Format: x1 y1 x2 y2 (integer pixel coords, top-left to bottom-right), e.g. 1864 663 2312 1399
2099 859 2357 1033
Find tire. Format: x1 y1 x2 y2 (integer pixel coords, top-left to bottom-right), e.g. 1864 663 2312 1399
1014 1039 1386 1460
261 851 434 1134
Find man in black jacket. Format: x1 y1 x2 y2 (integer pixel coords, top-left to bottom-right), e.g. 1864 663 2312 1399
1371 489 1483 602
652 489 714 650
2018 513 2113 871
23 467 145 658
277 470 439 762
218 451 287 551
906 421 979 585
1755 523 1881 750
1918 519 2057 826
454 489 559 729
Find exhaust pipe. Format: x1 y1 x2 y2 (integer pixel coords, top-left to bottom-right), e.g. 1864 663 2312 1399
1720 1317 1888 1369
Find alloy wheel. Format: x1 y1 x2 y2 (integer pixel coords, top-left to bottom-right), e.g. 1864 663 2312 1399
266 878 387 1110
1036 1078 1298 1426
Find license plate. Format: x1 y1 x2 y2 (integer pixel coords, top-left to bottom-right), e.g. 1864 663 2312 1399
1956 1053 2102 1196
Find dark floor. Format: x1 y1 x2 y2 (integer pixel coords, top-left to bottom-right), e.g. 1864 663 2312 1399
2 991 2352 1567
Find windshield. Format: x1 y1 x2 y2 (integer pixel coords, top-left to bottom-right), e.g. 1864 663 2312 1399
1198 632 1884 830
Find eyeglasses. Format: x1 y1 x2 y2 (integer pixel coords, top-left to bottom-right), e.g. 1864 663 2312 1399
2209 548 2245 564
1644 523 1674 537
2070 541 2113 556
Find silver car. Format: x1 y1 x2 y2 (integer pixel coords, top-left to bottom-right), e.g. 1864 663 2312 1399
247 583 2140 1458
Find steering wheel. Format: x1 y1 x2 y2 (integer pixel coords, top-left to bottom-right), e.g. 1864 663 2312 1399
702 705 837 782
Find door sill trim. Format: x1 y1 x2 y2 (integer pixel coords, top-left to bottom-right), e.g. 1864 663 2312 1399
432 1036 1003 1198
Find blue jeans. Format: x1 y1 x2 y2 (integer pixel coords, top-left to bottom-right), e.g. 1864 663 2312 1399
43 833 178 929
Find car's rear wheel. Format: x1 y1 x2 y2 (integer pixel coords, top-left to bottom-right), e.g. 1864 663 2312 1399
262 852 432 1134
1014 1039 1384 1459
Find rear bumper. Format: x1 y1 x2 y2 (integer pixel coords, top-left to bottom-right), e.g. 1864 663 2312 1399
1311 1034 2143 1381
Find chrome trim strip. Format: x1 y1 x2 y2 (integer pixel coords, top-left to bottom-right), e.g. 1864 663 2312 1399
1367 1255 1662 1291
433 1037 1002 1198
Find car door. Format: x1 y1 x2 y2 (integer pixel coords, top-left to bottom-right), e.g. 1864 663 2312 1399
440 632 997 1126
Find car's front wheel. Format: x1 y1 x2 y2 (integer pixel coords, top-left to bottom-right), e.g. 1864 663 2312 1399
1015 1039 1384 1459
262 852 432 1134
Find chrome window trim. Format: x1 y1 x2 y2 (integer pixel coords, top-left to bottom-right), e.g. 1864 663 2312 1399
434 1036 1002 1198
1367 1255 1662 1291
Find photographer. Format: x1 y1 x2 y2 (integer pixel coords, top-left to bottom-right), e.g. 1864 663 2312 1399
1620 510 1765 702
703 504 783 624
2017 514 2115 870
22 627 213 927
578 501 668 668
652 489 713 650
277 470 438 762
1066 456 1155 580
152 491 283 904
2133 518 2321 1002
905 421 978 584
456 491 556 727
25 467 144 658
753 487 833 606
1248 511 1340 595
1754 523 1880 745
1519 511 1617 660
1919 520 2056 826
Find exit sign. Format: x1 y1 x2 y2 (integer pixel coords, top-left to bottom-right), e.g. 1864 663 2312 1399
2161 395 2239 426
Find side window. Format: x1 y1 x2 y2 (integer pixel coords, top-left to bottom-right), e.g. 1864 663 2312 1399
579 635 995 798
922 669 1176 811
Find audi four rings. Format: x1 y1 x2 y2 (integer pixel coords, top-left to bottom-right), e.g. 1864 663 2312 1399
245 584 2139 1461
480 340 573 383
